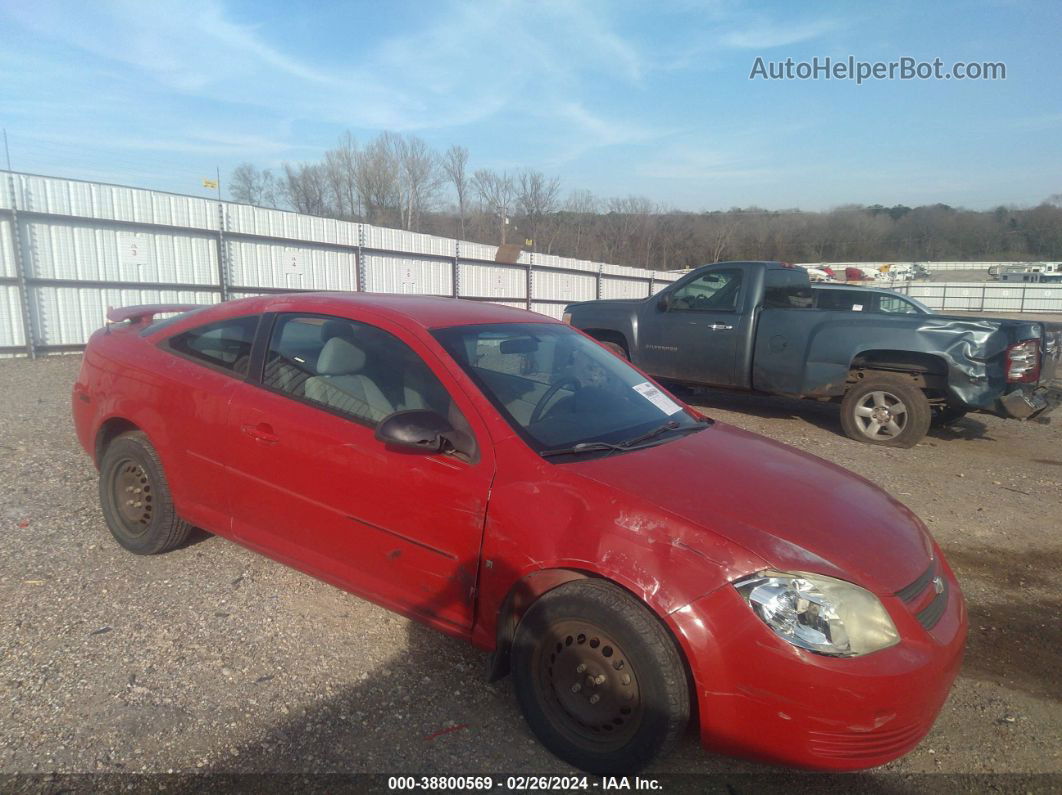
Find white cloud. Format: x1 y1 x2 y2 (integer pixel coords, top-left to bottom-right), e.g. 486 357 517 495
719 18 841 49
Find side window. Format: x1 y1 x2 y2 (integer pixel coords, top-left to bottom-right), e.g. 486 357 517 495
816 291 863 312
166 315 259 376
763 270 813 308
876 295 919 314
263 314 472 438
670 269 743 312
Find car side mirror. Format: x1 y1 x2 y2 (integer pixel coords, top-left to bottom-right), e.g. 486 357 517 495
375 410 455 454
657 293 671 311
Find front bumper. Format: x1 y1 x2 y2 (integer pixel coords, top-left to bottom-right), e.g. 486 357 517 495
670 556 967 770
999 383 1062 420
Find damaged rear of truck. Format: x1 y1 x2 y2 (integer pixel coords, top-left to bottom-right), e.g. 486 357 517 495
565 261 1061 447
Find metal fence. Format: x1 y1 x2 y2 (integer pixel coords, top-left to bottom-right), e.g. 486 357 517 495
893 281 1062 313
798 260 1061 273
0 171 681 357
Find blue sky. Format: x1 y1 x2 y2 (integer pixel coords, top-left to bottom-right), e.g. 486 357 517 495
1 0 1059 211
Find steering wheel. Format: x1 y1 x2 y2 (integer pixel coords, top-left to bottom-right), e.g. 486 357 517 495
529 376 581 426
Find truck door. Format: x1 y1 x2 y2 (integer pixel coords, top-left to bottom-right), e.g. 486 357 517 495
637 266 746 385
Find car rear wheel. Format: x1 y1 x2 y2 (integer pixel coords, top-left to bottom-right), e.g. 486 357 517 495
99 432 192 555
511 579 689 775
840 375 932 448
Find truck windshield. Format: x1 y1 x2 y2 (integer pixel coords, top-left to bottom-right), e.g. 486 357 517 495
432 323 703 455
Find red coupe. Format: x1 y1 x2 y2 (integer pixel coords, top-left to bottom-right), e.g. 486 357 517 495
72 293 966 774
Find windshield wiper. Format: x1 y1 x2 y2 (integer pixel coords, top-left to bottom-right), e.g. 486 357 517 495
542 416 714 459
618 419 699 448
540 441 628 458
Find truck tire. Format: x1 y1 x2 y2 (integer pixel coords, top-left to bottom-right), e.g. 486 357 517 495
598 340 629 360
840 375 932 448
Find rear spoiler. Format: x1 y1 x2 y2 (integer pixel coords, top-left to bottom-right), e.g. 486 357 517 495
106 304 202 325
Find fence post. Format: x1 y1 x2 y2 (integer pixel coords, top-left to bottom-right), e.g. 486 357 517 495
981 284 986 312
6 173 36 358
648 273 655 297
596 262 603 300
216 201 230 302
525 255 533 311
1019 285 1026 313
451 240 460 298
355 223 365 293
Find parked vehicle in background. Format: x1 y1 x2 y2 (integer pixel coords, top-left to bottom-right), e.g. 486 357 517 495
565 261 1060 447
812 284 934 315
999 270 1062 284
990 262 1062 281
73 293 967 774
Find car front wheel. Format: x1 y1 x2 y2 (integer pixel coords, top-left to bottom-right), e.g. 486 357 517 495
98 431 192 554
511 579 689 775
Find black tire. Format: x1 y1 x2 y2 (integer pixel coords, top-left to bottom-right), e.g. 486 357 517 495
98 431 192 554
598 340 629 360
932 405 968 427
840 374 932 448
511 579 689 775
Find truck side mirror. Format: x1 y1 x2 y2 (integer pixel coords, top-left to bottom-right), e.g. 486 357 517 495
657 293 671 312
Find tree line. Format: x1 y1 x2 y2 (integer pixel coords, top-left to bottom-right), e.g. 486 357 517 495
230 132 1062 270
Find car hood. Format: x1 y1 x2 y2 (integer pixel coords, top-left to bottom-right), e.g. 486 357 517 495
569 422 932 595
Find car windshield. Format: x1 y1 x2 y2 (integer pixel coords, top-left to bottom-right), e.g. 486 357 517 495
432 323 703 455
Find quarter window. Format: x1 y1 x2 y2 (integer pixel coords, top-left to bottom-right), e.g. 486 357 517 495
764 270 813 309
166 315 259 376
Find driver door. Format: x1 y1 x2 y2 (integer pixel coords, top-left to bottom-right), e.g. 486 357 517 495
224 312 494 634
638 267 745 385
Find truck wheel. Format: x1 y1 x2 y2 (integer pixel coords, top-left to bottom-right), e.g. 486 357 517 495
98 432 193 555
840 375 931 448
511 580 689 775
598 340 629 360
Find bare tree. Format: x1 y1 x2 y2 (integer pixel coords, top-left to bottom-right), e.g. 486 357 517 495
354 133 401 226
323 132 359 219
471 169 516 245
229 163 280 207
516 170 561 251
233 142 1059 268
280 162 329 215
396 134 442 232
443 145 470 239
559 189 598 259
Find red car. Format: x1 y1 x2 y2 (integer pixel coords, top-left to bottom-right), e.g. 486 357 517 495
72 293 966 774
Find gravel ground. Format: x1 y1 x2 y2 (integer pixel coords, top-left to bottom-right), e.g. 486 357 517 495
0 355 1059 787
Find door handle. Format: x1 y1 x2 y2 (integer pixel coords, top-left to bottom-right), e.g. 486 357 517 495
241 422 279 444
707 323 734 330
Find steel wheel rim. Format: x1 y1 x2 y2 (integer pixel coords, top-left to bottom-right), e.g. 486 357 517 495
533 619 643 751
111 458 154 535
853 390 908 439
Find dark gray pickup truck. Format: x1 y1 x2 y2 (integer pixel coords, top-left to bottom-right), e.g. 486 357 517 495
564 261 1060 447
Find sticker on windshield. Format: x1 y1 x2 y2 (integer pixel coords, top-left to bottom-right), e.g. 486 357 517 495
632 382 683 415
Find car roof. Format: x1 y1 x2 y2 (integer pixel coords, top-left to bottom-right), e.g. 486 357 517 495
216 292 561 330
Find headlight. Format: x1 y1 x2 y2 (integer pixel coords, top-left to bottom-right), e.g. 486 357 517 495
734 570 899 657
